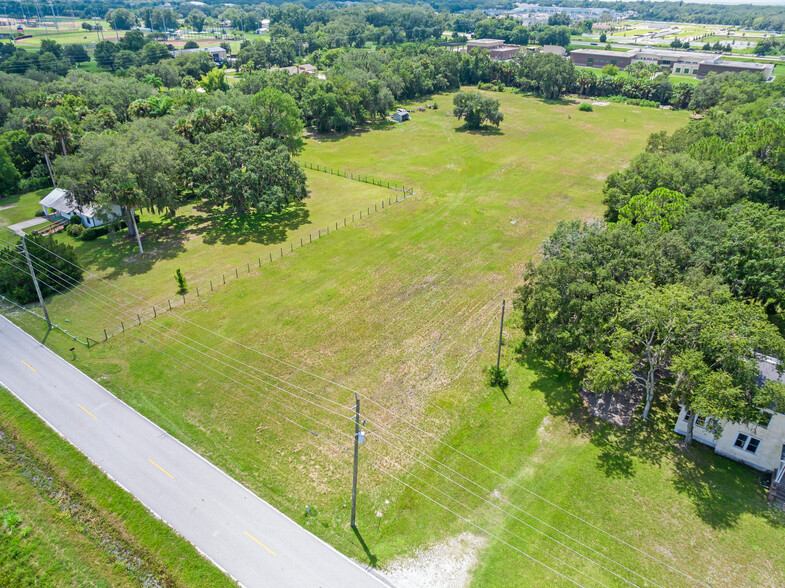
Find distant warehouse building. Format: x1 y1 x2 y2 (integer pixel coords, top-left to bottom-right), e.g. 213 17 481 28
466 38 505 51
171 46 227 64
569 47 774 79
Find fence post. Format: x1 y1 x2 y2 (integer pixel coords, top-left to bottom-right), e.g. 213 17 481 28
319 229 321 237
247 263 250 273
223 273 226 285
235 268 239 278
137 313 141 325
258 257 261 267
153 306 157 318
121 321 125 332
104 329 108 341
196 287 199 297
270 252 273 261
344 218 346 226
310 234 312 243
168 299 172 310
210 280 213 292
301 237 303 247
280 247 283 257
291 242 293 252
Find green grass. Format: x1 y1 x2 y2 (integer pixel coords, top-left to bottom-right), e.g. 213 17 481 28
0 187 49 228
15 20 114 48
0 387 234 587
8 91 781 585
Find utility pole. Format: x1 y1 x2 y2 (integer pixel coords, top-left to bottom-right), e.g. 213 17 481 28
48 0 58 31
496 299 505 371
129 207 143 255
21 236 51 330
350 392 363 528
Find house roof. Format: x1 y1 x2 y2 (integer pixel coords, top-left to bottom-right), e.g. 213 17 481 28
759 356 785 385
39 188 72 212
39 188 107 219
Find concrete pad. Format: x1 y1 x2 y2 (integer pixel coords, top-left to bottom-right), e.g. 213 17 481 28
8 217 47 236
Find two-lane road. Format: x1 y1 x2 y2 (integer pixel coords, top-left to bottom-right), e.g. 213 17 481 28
0 316 387 588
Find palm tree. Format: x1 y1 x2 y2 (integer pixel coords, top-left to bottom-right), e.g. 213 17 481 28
22 115 49 135
142 74 163 90
29 133 56 187
49 116 72 157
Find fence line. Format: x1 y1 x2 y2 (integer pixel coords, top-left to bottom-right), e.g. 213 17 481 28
6 185 416 346
300 161 409 193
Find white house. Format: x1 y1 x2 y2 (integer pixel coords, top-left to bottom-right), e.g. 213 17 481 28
674 356 785 476
39 188 122 228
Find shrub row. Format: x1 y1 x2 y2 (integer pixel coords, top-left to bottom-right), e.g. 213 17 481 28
77 215 138 241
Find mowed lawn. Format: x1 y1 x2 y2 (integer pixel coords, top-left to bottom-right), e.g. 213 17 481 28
8 91 783 586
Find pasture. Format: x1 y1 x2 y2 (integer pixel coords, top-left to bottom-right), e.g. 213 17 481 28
6 90 784 586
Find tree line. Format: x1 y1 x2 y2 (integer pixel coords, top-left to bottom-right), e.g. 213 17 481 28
515 70 785 441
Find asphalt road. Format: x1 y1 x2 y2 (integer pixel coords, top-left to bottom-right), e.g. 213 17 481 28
0 316 388 588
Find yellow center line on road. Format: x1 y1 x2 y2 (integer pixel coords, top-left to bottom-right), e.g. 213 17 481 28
148 459 174 479
21 360 36 373
77 404 98 420
244 531 277 556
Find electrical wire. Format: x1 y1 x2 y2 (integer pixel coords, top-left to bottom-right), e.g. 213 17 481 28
16 245 666 586
18 236 707 587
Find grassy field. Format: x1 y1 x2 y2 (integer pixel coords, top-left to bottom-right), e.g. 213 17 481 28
5 90 783 585
0 386 234 587
14 20 114 48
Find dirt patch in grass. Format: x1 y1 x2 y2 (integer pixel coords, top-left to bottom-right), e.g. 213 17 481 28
380 532 489 588
579 382 644 427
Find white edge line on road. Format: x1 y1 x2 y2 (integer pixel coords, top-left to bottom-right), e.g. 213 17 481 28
0 316 390 586
0 372 242 588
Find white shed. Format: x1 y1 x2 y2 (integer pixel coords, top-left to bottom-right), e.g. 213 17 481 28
392 108 410 122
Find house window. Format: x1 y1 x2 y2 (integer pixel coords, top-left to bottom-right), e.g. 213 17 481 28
611 60 617 65
587 58 593 66
695 415 706 427
675 67 681 73
734 433 761 454
683 410 692 422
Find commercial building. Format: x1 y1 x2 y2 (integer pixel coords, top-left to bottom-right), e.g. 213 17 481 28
569 47 774 79
171 46 227 64
466 38 505 51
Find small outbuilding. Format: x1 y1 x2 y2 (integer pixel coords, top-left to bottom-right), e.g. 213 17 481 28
392 108 410 122
39 188 122 228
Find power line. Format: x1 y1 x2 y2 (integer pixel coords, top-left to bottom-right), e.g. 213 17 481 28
15 245 665 586
0 250 610 585
19 236 706 587
9 245 653 585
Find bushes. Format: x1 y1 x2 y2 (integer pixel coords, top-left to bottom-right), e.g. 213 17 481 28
487 365 509 389
578 103 593 112
605 95 660 109
78 215 138 241
65 224 84 237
